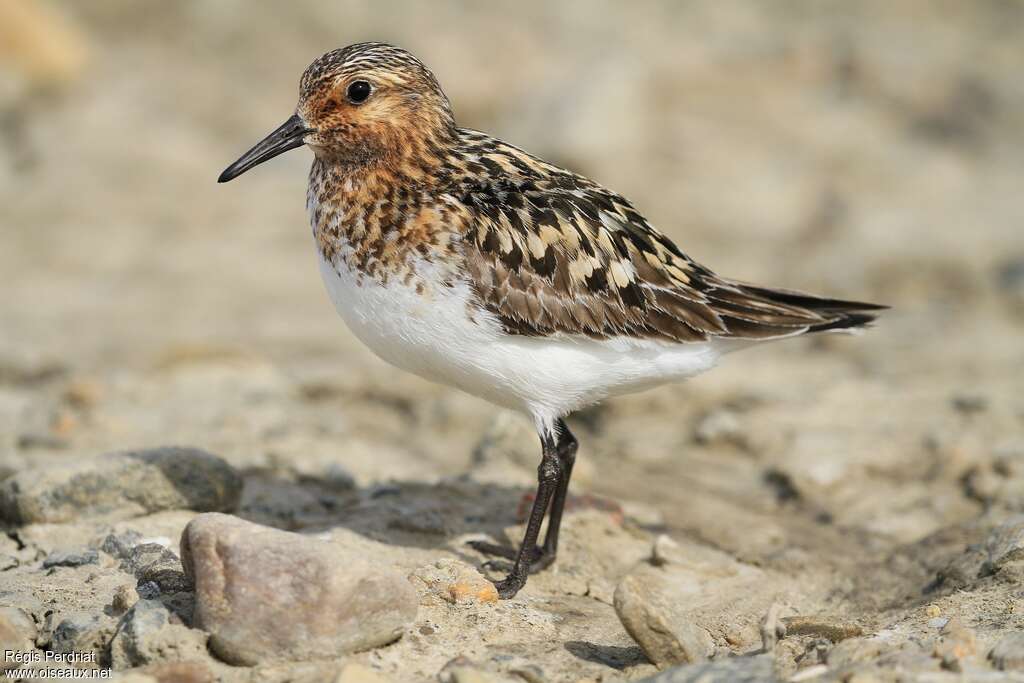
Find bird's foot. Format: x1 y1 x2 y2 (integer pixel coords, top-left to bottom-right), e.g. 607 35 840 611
491 573 528 599
467 540 556 575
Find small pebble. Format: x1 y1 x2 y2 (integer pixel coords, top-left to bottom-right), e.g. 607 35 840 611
410 558 498 604
951 393 988 414
111 584 137 615
693 409 745 447
43 547 99 569
985 515 1024 574
990 631 1024 671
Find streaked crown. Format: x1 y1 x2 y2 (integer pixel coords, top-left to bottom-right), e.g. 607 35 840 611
297 42 455 165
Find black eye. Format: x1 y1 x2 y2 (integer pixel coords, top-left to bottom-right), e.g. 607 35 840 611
346 80 372 104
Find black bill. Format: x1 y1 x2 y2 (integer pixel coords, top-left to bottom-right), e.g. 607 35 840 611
218 114 311 183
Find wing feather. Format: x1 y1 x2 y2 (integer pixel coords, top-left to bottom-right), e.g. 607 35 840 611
452 134 884 343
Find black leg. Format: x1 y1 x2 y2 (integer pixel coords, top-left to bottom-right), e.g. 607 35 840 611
468 420 579 597
539 418 577 563
484 429 563 598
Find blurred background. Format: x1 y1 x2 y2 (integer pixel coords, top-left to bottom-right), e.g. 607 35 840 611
1 0 1023 618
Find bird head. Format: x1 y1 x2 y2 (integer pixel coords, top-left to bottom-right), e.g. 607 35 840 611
219 42 455 183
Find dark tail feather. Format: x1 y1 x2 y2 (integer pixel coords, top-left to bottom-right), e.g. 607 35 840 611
807 311 879 333
740 284 888 334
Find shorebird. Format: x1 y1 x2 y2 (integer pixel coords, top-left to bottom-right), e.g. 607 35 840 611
219 42 884 598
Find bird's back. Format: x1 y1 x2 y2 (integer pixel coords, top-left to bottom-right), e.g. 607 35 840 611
441 128 884 346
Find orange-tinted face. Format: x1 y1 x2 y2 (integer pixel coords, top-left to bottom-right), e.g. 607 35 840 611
299 49 455 163
218 43 455 182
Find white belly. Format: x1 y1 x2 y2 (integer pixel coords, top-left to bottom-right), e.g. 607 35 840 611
317 255 722 430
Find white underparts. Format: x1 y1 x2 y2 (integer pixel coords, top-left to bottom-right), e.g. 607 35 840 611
316 251 723 434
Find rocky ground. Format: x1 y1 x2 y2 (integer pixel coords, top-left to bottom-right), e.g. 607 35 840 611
2 1 1023 682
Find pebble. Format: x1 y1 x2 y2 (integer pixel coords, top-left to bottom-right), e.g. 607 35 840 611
781 616 862 642
951 393 988 414
984 515 1024 575
50 612 117 665
120 542 192 595
615 539 781 668
109 599 208 669
932 618 978 671
935 543 987 590
0 447 243 524
409 558 498 605
651 534 684 567
614 568 716 668
180 513 418 665
100 530 145 559
636 654 775 682
989 631 1024 671
0 607 37 671
693 409 745 447
42 546 99 568
111 584 138 615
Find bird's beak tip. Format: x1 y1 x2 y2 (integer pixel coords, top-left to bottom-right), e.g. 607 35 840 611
217 113 309 185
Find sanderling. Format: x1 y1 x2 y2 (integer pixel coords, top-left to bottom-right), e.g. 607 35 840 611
219 42 884 598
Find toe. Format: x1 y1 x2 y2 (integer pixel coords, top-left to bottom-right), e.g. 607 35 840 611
466 540 518 560
492 576 525 599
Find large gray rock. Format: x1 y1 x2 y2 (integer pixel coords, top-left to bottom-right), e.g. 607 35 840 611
0 447 242 524
180 513 419 666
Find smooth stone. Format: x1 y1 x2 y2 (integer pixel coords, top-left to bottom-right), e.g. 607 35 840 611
180 513 418 666
984 515 1024 575
0 447 242 524
43 547 99 568
615 569 715 668
0 607 37 671
615 538 799 669
990 631 1024 671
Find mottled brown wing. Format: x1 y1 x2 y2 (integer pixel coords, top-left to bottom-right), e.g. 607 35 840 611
453 142 883 343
